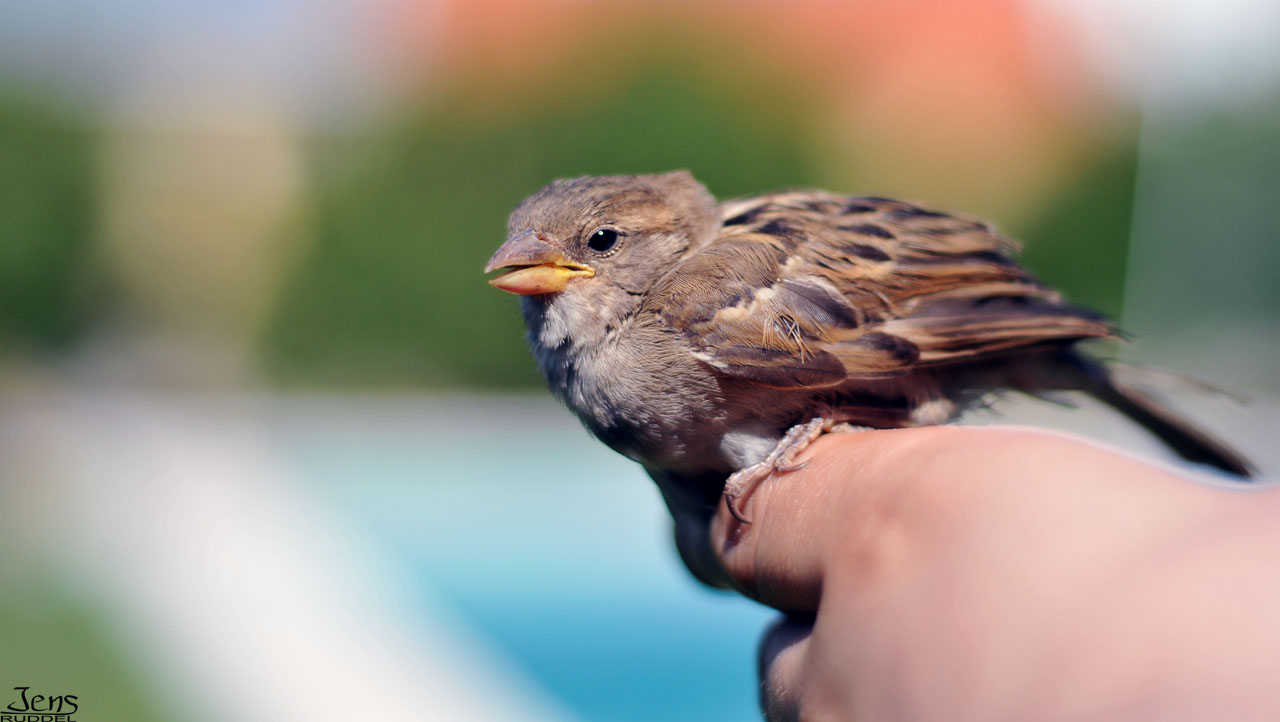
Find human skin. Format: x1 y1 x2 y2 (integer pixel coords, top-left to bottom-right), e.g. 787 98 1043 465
707 426 1280 722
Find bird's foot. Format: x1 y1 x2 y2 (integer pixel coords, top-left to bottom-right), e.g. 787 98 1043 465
723 418 860 523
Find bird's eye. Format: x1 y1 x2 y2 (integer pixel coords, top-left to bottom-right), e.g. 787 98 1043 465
587 228 621 253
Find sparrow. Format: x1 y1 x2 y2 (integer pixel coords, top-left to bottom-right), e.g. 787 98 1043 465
485 171 1254 585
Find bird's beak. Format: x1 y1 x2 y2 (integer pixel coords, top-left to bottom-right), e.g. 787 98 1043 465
485 230 595 295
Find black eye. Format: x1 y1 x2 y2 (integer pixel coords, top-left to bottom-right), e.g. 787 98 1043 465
587 228 621 253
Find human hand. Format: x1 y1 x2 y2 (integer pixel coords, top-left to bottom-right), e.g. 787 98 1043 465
708 426 1280 722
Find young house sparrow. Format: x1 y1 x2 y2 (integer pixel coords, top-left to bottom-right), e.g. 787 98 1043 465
485 171 1253 584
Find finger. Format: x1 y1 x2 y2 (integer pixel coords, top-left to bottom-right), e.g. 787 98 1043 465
758 615 814 722
711 427 942 611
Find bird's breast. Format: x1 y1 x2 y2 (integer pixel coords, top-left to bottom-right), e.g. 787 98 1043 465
534 326 730 473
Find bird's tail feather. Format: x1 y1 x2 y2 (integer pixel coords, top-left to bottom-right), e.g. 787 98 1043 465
1064 354 1255 478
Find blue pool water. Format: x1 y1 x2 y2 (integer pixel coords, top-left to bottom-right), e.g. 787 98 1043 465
274 397 776 721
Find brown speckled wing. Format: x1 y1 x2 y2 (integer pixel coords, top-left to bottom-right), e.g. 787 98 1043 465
650 192 1115 388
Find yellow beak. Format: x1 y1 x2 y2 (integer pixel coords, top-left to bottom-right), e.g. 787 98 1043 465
485 230 594 296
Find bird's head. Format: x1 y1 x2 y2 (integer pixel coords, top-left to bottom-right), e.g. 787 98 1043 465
486 171 718 347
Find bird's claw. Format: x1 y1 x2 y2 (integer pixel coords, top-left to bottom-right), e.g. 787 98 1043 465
724 492 752 524
723 462 771 524
720 417 861 524
776 459 810 473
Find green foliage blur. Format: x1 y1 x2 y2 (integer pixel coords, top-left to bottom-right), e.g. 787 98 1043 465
262 63 1141 388
0 91 104 354
0 585 165 722
1016 142 1138 318
13 59 1276 389
264 65 819 388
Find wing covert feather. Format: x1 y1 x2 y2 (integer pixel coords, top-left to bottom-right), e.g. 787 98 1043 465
650 193 1113 388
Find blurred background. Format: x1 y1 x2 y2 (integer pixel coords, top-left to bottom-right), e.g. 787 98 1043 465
0 0 1276 719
